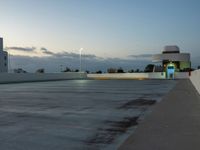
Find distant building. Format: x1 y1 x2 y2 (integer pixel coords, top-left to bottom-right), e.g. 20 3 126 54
153 45 191 78
0 38 8 72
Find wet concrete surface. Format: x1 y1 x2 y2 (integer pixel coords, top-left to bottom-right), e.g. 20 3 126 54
0 80 176 150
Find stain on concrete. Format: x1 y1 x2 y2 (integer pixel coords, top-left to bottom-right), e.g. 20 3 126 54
84 117 139 146
118 98 156 109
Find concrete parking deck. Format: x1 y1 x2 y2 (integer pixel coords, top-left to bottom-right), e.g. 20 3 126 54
118 79 200 150
0 80 176 150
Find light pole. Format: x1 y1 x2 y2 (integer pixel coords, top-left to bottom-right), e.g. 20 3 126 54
79 48 83 72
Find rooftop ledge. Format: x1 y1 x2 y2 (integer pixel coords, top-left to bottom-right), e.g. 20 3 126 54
152 53 190 62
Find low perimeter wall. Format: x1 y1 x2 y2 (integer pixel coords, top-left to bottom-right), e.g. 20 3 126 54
0 72 87 84
88 72 189 80
190 70 200 94
88 72 166 79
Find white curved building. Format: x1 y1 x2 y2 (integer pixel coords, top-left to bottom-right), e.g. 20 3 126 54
152 46 191 79
0 38 8 72
153 46 191 71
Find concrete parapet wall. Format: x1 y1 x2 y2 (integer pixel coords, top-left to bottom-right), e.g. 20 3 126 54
88 72 189 80
0 72 87 84
87 73 148 79
190 69 200 94
175 72 189 79
87 72 166 79
148 72 166 79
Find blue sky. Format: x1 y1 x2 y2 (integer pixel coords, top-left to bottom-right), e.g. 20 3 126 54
0 0 200 71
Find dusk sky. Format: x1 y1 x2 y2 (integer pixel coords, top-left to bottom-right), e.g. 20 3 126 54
0 0 200 72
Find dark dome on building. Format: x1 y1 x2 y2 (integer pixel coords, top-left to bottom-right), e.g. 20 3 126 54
163 45 180 53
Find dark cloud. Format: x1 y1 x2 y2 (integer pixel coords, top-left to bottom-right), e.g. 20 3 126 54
5 47 36 52
5 46 99 60
40 47 48 51
40 47 54 55
53 52 79 58
53 52 97 59
40 47 98 59
128 54 153 59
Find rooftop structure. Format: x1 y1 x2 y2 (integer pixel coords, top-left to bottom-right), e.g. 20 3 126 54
163 45 180 53
0 37 8 72
0 37 3 51
152 45 191 79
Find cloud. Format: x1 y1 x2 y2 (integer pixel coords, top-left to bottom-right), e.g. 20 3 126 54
128 54 153 59
5 46 36 52
5 45 100 60
40 47 98 59
40 47 48 51
40 47 54 55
